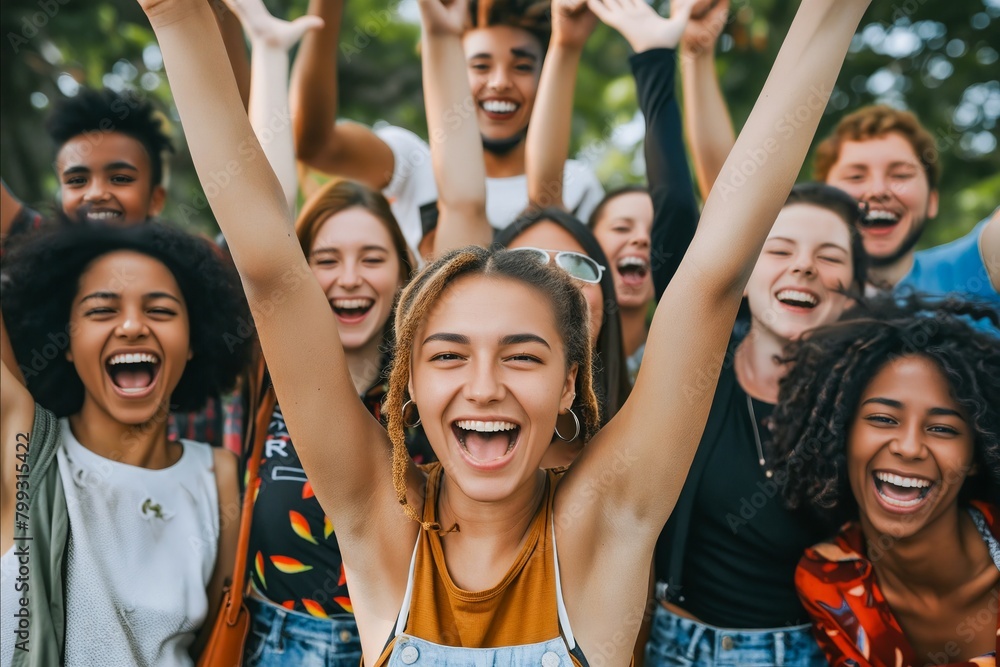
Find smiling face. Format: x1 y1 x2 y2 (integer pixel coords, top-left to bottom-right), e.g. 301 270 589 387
308 207 404 351
591 191 654 310
67 251 190 426
410 274 577 502
55 131 165 226
462 25 543 142
745 204 855 342
824 132 938 266
506 222 605 346
848 355 975 541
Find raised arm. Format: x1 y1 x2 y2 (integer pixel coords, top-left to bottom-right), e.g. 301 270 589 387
983 207 1000 293
0 355 35 555
210 0 251 110
679 0 734 200
288 0 396 188
137 0 417 599
223 0 323 211
419 0 491 258
558 0 871 653
524 0 597 211
588 0 699 298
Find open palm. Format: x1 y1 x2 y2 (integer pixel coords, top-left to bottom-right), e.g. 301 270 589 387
588 0 696 53
418 0 469 36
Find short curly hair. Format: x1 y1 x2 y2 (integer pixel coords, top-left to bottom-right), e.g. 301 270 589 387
46 87 175 188
768 296 1000 529
1 223 252 417
813 104 940 190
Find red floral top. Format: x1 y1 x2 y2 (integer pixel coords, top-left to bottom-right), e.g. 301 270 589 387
795 501 1000 666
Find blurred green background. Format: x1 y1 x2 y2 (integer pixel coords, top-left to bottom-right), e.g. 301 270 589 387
1 0 997 245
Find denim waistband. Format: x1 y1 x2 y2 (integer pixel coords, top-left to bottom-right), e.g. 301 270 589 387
247 593 360 645
648 605 824 667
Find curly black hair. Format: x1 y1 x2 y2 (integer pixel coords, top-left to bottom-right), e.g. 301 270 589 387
769 295 1000 529
1 223 252 417
45 87 175 188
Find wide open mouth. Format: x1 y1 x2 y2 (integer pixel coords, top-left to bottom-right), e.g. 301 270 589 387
861 209 900 231
106 352 162 395
479 99 521 120
452 419 521 464
872 471 935 509
616 256 649 286
331 298 374 323
775 288 819 310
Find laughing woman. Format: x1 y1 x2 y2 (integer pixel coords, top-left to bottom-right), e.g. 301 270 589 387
773 297 1000 666
138 0 871 663
0 223 250 666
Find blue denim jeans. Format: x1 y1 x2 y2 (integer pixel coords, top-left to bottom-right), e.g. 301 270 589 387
645 605 826 667
243 595 362 667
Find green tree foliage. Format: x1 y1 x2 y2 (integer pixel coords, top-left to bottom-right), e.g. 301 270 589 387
1 0 997 243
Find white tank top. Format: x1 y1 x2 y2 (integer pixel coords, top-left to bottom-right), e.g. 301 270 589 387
57 419 219 666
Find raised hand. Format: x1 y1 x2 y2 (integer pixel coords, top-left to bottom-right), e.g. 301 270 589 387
588 0 695 53
223 0 324 50
552 0 599 51
418 0 468 36
680 0 729 57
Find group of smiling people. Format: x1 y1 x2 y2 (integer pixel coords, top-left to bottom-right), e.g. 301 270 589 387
0 0 998 665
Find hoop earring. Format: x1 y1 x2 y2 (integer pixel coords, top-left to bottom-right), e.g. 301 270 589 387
401 399 421 427
554 408 581 442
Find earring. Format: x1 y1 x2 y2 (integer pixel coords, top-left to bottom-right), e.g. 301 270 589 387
554 408 581 442
401 399 421 427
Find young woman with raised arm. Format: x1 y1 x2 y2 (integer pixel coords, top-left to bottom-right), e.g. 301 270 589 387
137 0 871 664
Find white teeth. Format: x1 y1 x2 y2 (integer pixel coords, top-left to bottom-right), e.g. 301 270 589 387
875 471 931 489
332 298 373 309
481 100 519 114
455 420 518 433
866 210 899 221
87 211 121 220
617 257 648 270
108 352 160 365
776 289 818 305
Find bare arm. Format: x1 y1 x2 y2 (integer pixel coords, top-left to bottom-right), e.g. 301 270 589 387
679 0 734 200
211 0 251 110
419 0 490 258
191 448 241 659
0 358 34 555
982 207 1000 293
137 1 418 623
525 0 597 211
559 0 871 657
223 0 323 211
288 0 396 188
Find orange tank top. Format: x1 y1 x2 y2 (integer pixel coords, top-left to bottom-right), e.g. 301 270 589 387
372 463 587 666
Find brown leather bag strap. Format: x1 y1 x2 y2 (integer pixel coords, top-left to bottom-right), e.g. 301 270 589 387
224 361 275 624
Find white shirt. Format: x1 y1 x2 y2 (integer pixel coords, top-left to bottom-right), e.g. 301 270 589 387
377 125 605 254
58 423 217 666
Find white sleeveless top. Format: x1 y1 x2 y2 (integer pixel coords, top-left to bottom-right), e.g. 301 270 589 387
57 420 219 666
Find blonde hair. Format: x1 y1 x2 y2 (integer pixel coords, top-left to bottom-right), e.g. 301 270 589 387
384 245 601 527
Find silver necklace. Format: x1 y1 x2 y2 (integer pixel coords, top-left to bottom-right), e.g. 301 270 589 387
747 394 773 478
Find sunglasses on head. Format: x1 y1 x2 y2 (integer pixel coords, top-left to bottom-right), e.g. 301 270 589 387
507 247 606 284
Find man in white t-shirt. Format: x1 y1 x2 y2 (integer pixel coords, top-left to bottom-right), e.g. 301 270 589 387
290 0 604 257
